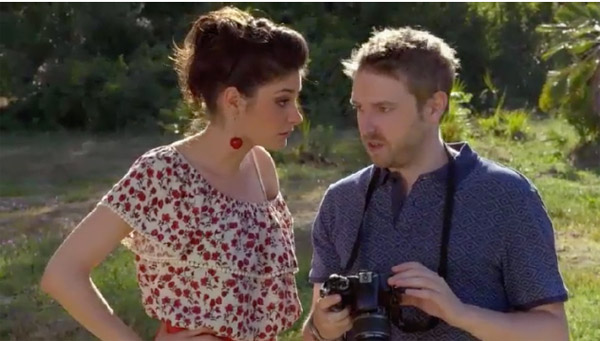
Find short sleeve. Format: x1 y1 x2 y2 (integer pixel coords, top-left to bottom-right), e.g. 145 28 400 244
99 154 154 228
98 151 177 259
308 187 342 283
502 185 568 310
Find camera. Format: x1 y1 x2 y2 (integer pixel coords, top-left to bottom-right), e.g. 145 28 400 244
319 270 404 341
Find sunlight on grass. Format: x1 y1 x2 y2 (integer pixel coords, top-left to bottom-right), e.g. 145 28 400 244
562 265 600 341
0 205 55 220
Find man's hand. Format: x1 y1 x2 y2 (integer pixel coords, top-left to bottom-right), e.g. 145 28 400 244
388 262 467 327
312 294 352 339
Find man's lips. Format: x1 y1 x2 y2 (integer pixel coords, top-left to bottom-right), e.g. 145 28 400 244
366 140 385 150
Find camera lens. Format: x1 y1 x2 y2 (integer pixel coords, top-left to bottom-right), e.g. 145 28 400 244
352 313 390 341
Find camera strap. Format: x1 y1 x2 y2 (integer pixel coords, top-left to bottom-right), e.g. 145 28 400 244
343 165 381 274
343 144 457 332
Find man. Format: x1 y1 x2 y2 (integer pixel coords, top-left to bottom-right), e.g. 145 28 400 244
302 27 569 340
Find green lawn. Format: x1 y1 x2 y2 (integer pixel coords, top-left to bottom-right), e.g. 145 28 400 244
0 116 598 340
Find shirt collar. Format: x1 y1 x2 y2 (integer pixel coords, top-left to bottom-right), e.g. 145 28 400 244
374 142 479 187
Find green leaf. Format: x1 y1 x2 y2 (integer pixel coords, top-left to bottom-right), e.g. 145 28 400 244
557 3 590 22
543 71 569 110
451 78 466 94
494 90 506 117
482 69 498 94
542 41 571 60
536 23 568 34
567 60 596 95
570 39 597 56
539 80 556 112
570 21 600 39
588 3 600 21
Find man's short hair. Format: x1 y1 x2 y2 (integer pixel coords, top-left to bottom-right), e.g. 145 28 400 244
342 27 460 111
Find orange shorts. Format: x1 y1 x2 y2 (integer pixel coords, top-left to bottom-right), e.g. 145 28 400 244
156 320 234 341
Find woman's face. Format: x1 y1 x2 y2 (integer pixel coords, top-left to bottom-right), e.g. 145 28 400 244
236 71 304 150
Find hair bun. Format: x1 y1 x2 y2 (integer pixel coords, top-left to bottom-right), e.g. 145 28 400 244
172 6 308 121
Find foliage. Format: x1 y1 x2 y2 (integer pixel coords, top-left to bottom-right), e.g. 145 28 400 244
0 3 208 132
441 80 473 142
479 109 530 140
537 3 600 141
281 118 337 165
1 3 554 131
470 3 554 109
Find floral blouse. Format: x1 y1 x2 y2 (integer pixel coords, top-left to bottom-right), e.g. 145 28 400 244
98 145 302 340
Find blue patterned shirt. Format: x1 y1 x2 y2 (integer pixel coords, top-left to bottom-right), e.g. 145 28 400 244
309 142 568 340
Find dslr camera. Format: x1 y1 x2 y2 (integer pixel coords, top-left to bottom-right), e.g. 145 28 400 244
319 270 404 340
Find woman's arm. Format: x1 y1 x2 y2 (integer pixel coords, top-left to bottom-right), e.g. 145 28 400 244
40 205 142 341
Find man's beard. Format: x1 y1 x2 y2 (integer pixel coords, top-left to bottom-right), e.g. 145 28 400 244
380 133 427 170
388 143 420 169
362 121 428 170
361 139 416 169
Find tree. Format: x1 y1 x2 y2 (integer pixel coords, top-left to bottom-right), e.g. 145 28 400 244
537 3 600 141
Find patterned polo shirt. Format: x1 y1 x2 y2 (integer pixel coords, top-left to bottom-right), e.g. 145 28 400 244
309 142 568 340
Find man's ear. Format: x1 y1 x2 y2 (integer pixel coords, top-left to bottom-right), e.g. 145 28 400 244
423 91 448 124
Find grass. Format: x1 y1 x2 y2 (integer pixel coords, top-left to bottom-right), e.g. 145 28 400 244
469 117 600 242
0 115 598 340
562 267 600 340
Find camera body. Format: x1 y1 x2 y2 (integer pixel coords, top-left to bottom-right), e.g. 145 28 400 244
320 270 403 340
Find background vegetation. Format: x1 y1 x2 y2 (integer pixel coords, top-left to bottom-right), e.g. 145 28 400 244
0 3 598 341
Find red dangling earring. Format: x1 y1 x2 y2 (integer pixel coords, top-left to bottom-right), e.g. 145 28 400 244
230 137 243 150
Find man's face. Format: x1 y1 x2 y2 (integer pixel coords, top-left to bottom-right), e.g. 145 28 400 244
351 69 432 170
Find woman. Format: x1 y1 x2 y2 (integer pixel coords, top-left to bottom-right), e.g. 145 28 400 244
41 6 308 341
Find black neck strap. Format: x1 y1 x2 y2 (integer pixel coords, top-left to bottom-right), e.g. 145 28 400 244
344 145 456 274
343 145 457 332
344 166 379 273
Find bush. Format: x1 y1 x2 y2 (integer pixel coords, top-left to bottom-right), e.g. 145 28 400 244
284 119 337 165
478 109 530 140
537 3 600 142
505 110 529 139
2 48 179 132
0 3 555 131
442 80 474 142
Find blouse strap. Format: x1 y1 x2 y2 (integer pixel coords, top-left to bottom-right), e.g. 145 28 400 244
251 148 268 201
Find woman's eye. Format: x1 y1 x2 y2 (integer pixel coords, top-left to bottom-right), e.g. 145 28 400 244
276 99 290 107
378 106 391 113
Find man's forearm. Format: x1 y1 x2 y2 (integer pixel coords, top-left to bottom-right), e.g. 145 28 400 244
454 304 568 341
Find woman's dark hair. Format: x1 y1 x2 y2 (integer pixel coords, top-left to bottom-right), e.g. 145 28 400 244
173 6 309 117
